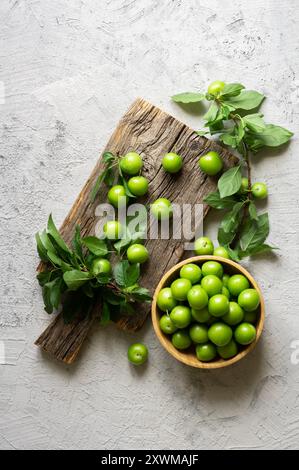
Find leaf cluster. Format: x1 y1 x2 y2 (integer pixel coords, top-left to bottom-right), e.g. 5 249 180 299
36 215 151 324
90 151 137 202
172 82 293 259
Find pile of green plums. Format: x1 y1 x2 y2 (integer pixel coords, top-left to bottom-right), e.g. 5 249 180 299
157 260 260 362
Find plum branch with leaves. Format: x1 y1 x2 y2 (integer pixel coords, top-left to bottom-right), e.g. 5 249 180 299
172 81 293 260
35 215 151 324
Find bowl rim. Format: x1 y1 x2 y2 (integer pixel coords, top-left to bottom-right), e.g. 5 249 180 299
151 255 265 369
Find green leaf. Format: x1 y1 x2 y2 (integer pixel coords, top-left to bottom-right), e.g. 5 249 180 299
119 171 136 198
240 243 277 258
47 214 71 254
103 152 115 164
103 289 125 305
42 284 53 314
103 166 115 187
220 103 236 118
90 170 108 202
36 229 56 261
243 113 266 133
221 120 245 148
203 102 218 124
220 132 238 148
63 270 90 291
46 234 71 265
120 302 136 316
171 92 205 104
94 273 111 285
37 271 52 286
42 277 64 313
113 261 140 287
82 236 108 256
247 212 270 250
220 83 244 98
46 250 63 266
46 251 73 272
239 213 269 252
82 282 94 298
72 225 84 261
114 228 132 254
249 201 258 221
35 232 48 261
217 202 244 245
223 90 265 110
61 291 93 324
49 277 64 309
221 202 244 233
126 286 152 302
40 229 55 252
196 130 209 136
209 120 224 133
203 191 237 210
90 152 117 201
218 166 242 198
249 124 293 148
131 230 146 242
225 246 240 262
236 121 245 142
100 302 110 326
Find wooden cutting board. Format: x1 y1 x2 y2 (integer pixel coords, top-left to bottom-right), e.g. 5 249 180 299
35 98 237 364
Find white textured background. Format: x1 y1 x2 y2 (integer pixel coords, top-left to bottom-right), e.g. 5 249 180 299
0 0 299 450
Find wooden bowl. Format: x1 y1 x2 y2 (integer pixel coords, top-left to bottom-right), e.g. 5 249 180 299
151 256 265 369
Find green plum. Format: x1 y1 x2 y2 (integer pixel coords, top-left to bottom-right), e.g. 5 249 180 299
238 289 260 311
157 288 177 312
189 324 209 344
180 263 202 284
213 246 230 259
127 343 148 365
196 342 217 362
151 198 173 220
171 278 192 301
222 301 244 325
172 330 192 350
208 294 229 317
120 152 143 175
159 315 177 334
162 152 183 173
227 274 250 297
191 307 211 323
201 274 223 297
127 176 149 196
208 322 233 347
127 244 149 264
187 285 209 310
208 80 225 96
252 182 268 199
234 323 256 345
199 151 223 176
194 237 214 255
217 339 238 359
170 305 192 328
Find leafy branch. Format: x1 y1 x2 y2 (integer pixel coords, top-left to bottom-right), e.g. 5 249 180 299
172 82 293 260
90 151 136 202
36 215 151 325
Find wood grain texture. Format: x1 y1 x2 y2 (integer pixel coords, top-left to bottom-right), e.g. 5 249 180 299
35 98 237 363
152 256 265 369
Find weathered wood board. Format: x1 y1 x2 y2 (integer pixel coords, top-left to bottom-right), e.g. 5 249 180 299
35 98 237 363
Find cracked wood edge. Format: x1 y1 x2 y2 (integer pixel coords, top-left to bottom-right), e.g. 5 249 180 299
35 98 237 363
